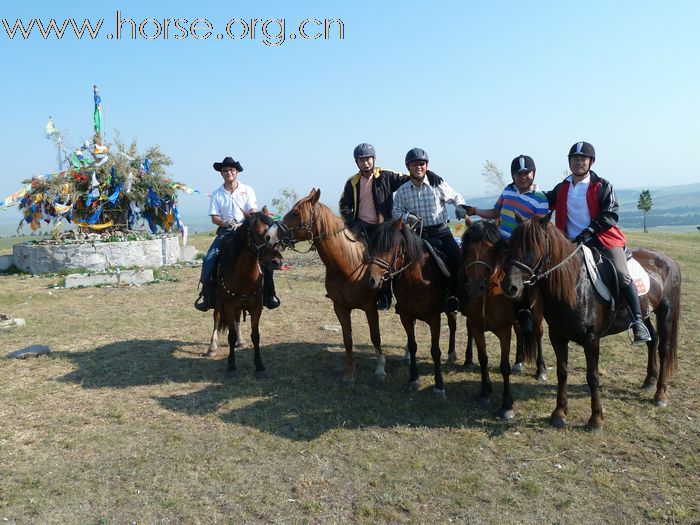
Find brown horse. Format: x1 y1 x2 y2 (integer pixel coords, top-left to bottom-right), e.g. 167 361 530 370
211 210 281 379
264 189 387 382
365 218 453 397
460 219 546 419
502 213 681 431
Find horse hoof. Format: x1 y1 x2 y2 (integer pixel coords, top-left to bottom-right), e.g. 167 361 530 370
512 362 524 374
641 382 656 392
464 362 477 372
255 369 268 379
408 381 420 392
204 350 216 357
586 424 604 435
343 376 355 384
498 409 515 420
654 398 668 408
401 356 411 366
445 353 456 365
550 417 567 429
433 388 447 401
536 373 548 382
477 395 491 407
226 370 238 380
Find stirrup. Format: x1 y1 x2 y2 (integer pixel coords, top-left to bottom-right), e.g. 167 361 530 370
443 296 460 313
376 295 392 311
628 321 651 345
264 293 280 310
194 294 210 312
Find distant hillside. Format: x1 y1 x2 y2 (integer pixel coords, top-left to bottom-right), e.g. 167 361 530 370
464 183 700 229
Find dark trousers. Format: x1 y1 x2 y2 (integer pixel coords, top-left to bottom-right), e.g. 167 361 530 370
200 227 235 285
422 224 462 291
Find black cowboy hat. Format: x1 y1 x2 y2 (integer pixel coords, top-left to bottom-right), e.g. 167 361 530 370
213 156 244 172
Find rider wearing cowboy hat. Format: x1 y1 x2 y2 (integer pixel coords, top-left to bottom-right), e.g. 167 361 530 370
194 156 280 312
547 141 651 344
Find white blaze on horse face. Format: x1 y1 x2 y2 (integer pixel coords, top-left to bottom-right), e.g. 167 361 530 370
265 223 280 246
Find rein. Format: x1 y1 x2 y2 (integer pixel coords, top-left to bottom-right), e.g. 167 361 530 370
509 230 583 286
367 238 413 281
277 204 348 253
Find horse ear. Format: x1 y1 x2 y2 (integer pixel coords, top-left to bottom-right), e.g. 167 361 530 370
514 211 525 224
538 211 554 226
395 217 404 231
311 188 321 205
261 205 269 216
464 215 472 227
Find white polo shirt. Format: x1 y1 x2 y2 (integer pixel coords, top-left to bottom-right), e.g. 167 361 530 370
565 174 591 239
208 182 257 222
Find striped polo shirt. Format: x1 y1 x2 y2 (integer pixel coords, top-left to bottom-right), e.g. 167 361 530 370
494 183 549 239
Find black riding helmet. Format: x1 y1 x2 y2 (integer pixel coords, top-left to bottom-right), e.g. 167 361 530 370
405 147 429 165
510 155 536 176
568 141 596 161
353 143 376 159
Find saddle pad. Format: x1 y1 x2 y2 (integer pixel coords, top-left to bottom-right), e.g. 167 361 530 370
582 245 651 300
422 239 451 279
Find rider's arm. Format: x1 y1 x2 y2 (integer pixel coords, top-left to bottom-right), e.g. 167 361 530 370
588 180 620 233
338 179 355 224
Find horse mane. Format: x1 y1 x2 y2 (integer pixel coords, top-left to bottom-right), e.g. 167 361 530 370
219 219 250 268
370 221 426 266
461 220 507 256
511 218 580 308
312 201 366 268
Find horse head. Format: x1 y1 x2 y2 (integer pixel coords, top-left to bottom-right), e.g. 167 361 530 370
365 219 406 290
265 188 320 248
461 220 505 298
244 208 283 270
502 212 554 299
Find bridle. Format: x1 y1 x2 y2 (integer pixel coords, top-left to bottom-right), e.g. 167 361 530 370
367 238 413 282
507 228 582 286
275 203 348 253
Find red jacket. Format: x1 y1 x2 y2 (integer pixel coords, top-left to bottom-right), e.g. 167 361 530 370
548 172 626 249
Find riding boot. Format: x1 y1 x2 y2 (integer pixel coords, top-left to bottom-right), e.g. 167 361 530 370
263 267 281 310
194 280 217 312
376 280 392 311
621 280 651 345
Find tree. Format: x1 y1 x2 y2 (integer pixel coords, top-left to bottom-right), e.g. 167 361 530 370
271 188 299 215
481 160 506 194
637 189 653 233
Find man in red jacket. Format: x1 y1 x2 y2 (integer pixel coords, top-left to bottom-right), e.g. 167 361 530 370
547 141 651 344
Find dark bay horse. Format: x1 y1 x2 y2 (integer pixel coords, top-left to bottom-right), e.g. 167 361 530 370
365 218 452 397
503 213 681 431
211 210 282 379
460 219 546 419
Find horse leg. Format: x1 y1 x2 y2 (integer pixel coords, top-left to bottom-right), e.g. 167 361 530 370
226 313 239 379
496 327 514 420
445 312 457 365
534 322 547 382
429 314 446 399
251 306 267 379
584 338 604 432
207 307 221 356
464 323 476 370
333 303 355 383
472 324 491 407
401 319 417 366
549 332 569 428
400 314 420 391
641 318 658 391
653 303 673 407
363 308 386 378
512 333 524 374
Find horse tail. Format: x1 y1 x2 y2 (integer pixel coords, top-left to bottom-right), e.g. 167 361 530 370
665 277 681 378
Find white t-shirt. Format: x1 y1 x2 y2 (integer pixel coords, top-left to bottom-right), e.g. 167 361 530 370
208 182 257 222
565 175 591 239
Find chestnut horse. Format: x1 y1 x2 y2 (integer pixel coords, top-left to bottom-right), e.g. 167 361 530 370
460 219 546 419
211 210 281 379
503 213 681 431
265 189 458 381
365 218 452 397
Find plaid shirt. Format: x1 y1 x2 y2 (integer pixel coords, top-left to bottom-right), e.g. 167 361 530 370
392 173 465 226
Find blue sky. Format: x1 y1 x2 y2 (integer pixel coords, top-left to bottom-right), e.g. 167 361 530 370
1 0 698 223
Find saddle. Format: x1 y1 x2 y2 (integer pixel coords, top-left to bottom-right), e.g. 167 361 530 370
581 245 650 304
422 240 451 279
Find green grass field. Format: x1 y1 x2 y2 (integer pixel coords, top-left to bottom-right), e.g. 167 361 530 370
0 231 698 523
